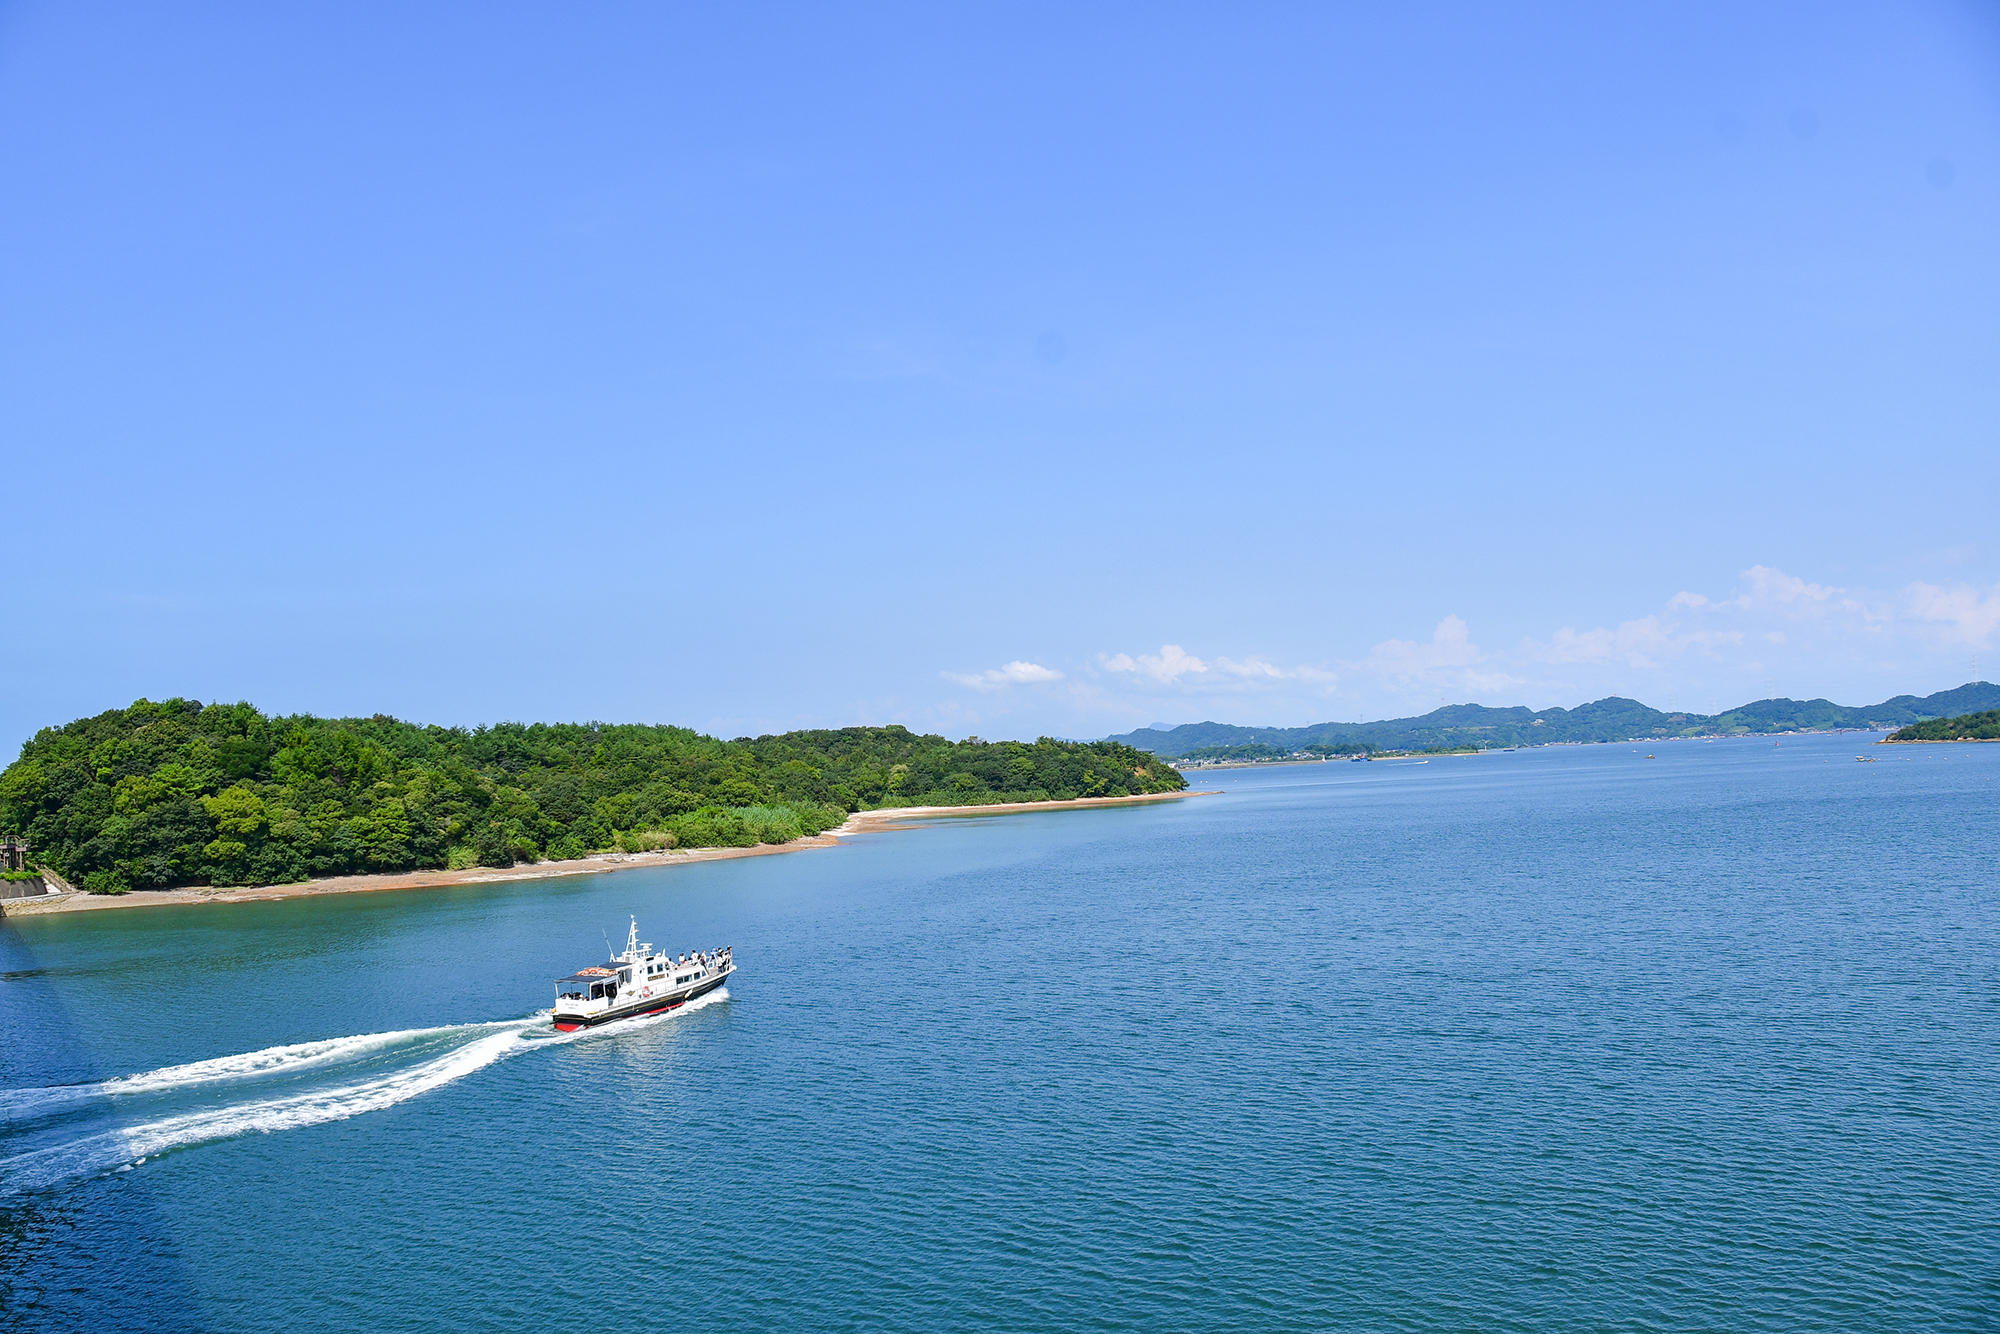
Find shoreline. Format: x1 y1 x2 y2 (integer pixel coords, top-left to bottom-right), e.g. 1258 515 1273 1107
1877 736 2000 745
1174 730 1908 770
0 790 1214 918
1177 752 1480 771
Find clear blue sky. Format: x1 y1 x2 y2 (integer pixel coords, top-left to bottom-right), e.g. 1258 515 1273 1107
4 2 1997 753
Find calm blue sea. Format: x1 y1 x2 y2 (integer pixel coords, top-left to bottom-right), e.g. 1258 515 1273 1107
3 732 1997 1331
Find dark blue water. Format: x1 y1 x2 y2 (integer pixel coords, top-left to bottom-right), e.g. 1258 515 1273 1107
4 733 1997 1331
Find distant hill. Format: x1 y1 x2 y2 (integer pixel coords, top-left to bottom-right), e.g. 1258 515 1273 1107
1885 709 2000 743
1108 682 2000 759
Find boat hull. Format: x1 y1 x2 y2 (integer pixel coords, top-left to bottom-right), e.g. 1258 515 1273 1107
552 968 732 1031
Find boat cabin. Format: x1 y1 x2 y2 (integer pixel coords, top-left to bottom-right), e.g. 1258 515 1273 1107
557 967 625 1005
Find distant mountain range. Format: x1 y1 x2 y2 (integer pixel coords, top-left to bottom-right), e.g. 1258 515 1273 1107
1105 682 2000 759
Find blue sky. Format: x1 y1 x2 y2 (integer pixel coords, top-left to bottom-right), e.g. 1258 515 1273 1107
3 2 1997 753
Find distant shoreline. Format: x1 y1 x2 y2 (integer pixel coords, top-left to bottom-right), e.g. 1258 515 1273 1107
1113 683 1996 759
0 791 1214 918
1176 753 1475 771
1878 736 2000 745
1174 730 1901 771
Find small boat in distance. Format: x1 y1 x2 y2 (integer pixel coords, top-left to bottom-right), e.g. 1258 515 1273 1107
552 918 733 1032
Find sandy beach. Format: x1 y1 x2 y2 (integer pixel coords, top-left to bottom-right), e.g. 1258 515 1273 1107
0 790 1213 918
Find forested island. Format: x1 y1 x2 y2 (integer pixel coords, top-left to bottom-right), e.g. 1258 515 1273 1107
1885 710 2000 743
0 700 1185 894
1111 682 2000 759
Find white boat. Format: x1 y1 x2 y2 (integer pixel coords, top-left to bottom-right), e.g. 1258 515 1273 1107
552 918 733 1031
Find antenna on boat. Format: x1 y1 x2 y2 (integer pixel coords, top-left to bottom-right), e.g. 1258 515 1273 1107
602 927 613 961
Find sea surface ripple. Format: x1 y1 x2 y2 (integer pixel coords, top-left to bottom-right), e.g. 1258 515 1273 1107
2 733 1996 1331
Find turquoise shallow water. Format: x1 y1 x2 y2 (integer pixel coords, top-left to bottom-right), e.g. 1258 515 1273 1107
3 732 1997 1331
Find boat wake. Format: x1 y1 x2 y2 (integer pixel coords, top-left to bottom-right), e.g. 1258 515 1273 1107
0 1019 524 1123
0 988 727 1195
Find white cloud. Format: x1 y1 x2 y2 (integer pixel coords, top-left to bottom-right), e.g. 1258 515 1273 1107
1540 618 1665 666
943 660 1064 690
1532 615 1742 669
1096 645 1339 693
1101 644 1209 684
1532 564 1884 674
1904 581 2000 647
1738 564 1838 605
1512 561 1995 705
1216 656 1339 685
1215 656 1284 679
1353 616 1524 698
1363 615 1480 677
1729 565 1872 619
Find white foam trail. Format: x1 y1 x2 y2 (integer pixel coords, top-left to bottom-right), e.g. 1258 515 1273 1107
0 1019 523 1123
2 1029 524 1191
1 987 729 1192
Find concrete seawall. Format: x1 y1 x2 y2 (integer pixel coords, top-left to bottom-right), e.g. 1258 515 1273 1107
0 866 75 914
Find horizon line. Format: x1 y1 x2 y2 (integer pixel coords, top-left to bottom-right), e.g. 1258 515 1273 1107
1114 680 1997 737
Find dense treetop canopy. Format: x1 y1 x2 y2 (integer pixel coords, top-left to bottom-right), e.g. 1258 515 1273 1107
0 700 1184 893
1886 710 2000 743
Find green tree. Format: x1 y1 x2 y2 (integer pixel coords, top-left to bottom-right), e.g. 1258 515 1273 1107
1 701 1185 892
